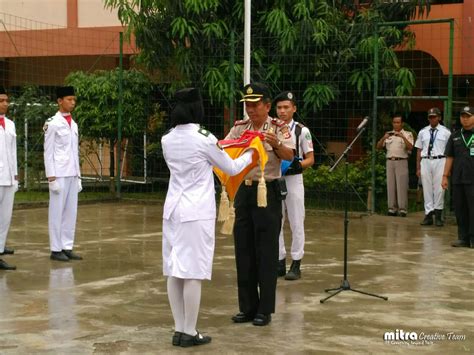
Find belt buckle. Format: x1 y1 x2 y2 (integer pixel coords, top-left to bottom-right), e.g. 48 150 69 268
245 179 252 186
390 157 395 161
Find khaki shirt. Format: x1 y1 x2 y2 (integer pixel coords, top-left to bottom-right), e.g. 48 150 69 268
384 129 414 159
225 116 295 180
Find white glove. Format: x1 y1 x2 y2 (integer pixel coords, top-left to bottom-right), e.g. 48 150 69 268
78 179 82 193
49 180 61 194
13 180 19 192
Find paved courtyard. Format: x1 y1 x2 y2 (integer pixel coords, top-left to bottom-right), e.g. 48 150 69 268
0 202 472 354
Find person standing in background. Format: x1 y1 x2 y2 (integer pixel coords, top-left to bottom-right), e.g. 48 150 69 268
0 86 18 270
274 91 314 280
442 106 474 248
415 108 451 226
44 86 82 262
376 114 414 217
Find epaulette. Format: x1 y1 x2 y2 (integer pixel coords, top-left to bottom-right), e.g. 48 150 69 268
234 119 250 126
198 127 210 137
46 117 53 122
296 122 305 129
271 118 286 127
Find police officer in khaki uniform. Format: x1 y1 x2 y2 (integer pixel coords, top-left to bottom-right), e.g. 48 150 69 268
376 114 414 217
442 106 474 248
226 83 295 326
0 86 18 270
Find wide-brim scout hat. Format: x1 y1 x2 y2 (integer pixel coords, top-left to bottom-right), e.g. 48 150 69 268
427 107 441 117
240 83 271 102
460 106 472 116
274 91 296 105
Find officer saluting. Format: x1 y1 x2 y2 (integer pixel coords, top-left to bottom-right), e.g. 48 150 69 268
44 86 82 262
442 106 474 248
226 83 295 326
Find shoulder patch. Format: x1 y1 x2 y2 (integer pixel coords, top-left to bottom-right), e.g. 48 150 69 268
198 127 210 137
234 119 249 126
271 118 285 127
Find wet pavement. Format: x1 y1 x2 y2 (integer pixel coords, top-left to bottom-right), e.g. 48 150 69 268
0 202 472 354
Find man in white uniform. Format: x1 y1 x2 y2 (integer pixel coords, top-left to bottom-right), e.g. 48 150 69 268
415 107 451 226
44 86 82 262
274 91 314 280
0 87 18 270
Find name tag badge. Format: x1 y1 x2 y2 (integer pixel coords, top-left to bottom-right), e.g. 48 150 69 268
470 147 474 156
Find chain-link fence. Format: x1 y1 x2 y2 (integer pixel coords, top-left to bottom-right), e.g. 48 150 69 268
1 6 473 213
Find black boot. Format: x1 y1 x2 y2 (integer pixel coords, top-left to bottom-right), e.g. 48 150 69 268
434 209 444 227
277 258 286 277
420 211 434 226
285 260 301 280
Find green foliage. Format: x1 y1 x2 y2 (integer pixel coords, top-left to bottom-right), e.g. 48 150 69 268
303 150 387 195
102 0 430 114
65 68 153 141
8 85 56 189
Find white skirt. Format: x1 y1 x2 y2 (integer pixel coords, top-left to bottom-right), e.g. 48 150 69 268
162 214 215 280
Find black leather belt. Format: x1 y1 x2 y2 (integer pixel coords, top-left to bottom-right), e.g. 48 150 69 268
421 156 445 160
386 157 407 161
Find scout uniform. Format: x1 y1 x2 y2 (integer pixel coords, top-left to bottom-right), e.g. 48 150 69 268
444 106 474 248
0 87 18 270
383 129 414 216
274 91 314 281
44 86 82 261
415 108 451 225
226 83 295 325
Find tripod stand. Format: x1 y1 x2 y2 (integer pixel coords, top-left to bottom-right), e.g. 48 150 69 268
320 126 388 303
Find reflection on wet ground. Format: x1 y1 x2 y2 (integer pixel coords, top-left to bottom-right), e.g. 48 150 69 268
0 203 472 354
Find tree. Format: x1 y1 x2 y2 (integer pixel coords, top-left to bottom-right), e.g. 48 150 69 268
103 0 431 115
8 85 56 190
66 68 153 190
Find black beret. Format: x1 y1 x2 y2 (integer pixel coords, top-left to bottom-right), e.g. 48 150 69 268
274 91 296 104
460 106 472 116
240 82 271 102
0 86 6 95
57 86 75 99
427 107 441 117
174 87 202 103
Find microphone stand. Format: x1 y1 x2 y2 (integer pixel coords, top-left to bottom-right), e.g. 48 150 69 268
320 125 388 303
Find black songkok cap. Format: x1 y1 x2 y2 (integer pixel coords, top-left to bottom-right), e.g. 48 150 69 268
240 82 271 102
174 87 202 103
56 86 75 99
274 91 296 105
0 86 7 95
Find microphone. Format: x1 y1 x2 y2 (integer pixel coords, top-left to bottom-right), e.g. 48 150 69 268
356 116 370 132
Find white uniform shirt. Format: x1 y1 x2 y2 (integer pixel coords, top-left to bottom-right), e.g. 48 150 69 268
0 116 17 186
383 129 414 159
288 120 313 159
43 112 81 178
415 124 451 157
162 123 252 222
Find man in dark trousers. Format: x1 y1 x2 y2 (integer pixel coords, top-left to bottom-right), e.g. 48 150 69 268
442 106 474 248
225 83 294 326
